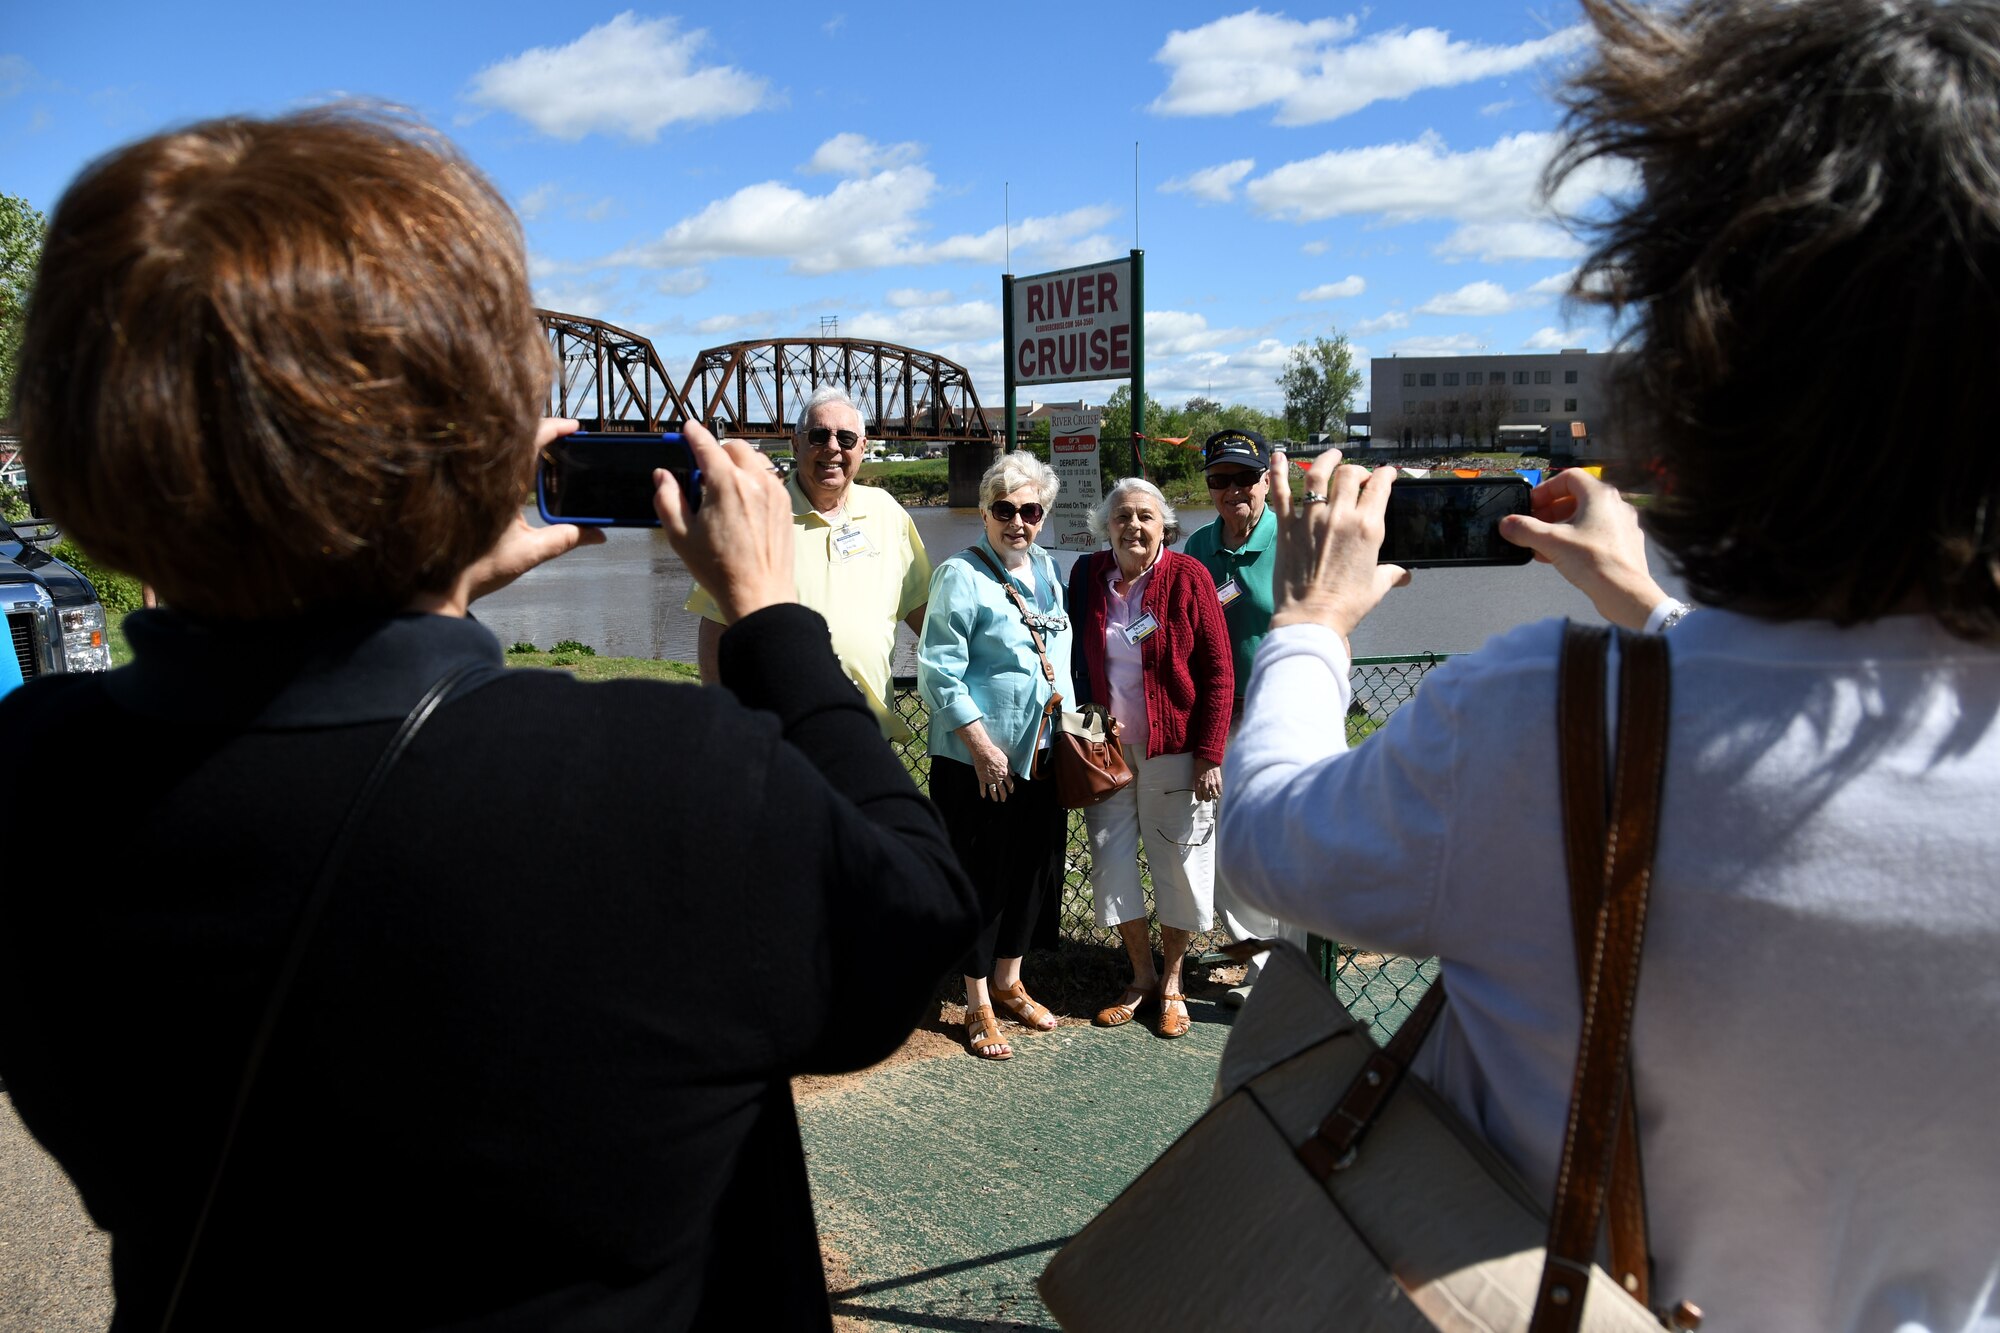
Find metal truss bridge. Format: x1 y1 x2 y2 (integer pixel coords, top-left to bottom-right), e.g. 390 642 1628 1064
538 310 996 448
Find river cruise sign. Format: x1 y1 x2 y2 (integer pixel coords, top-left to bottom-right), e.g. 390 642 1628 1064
1008 258 1133 386
1002 250 1147 467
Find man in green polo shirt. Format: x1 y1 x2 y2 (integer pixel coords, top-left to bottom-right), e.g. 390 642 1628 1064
687 386 931 739
1184 427 1305 1005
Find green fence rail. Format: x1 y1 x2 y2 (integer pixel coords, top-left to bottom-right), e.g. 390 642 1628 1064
888 652 1451 1034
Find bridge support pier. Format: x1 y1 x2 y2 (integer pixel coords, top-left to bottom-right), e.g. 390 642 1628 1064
947 439 1001 508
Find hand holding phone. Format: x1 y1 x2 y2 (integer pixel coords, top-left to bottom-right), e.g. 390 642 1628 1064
652 427 797 624
1498 469 1669 627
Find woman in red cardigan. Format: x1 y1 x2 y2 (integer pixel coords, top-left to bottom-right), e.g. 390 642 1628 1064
1065 477 1234 1038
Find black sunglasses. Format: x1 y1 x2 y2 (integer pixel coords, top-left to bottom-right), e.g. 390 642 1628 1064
990 500 1046 524
805 427 862 450
1206 469 1266 490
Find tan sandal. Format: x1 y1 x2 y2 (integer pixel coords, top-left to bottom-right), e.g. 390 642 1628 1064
965 1005 1013 1060
1157 992 1191 1039
1094 986 1155 1028
992 982 1058 1032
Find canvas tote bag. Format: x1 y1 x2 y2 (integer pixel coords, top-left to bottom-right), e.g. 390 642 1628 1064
1037 625 1701 1332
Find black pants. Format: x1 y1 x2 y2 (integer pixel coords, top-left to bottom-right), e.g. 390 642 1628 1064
930 755 1065 978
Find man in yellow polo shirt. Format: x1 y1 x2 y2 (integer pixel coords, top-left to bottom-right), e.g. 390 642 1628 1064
687 386 931 738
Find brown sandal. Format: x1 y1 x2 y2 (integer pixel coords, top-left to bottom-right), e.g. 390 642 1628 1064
965 1005 1013 1060
1094 986 1155 1028
1156 992 1191 1039
992 982 1058 1032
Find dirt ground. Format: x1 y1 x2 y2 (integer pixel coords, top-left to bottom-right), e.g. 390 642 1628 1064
792 945 1246 1101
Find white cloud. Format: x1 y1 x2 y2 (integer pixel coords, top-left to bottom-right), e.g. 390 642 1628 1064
1480 99 1518 116
1525 269 1579 298
694 311 758 335
1146 310 1252 356
1417 281 1515 317
1153 14 1589 125
1301 240 1329 255
656 268 709 296
886 288 954 308
847 301 1002 346
1521 327 1595 350
1160 158 1256 203
1245 130 1619 225
0 55 34 99
519 183 559 221
1434 220 1585 263
463 14 773 141
822 13 846 34
519 183 618 224
1353 311 1410 335
803 132 922 177
603 156 1115 276
1299 275 1366 301
1387 332 1489 358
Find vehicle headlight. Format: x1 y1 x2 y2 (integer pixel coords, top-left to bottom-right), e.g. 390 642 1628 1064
60 604 112 672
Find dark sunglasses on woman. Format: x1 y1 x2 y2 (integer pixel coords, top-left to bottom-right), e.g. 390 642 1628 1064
990 500 1045 524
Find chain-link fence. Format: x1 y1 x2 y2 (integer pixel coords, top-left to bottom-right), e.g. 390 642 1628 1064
888 652 1451 1033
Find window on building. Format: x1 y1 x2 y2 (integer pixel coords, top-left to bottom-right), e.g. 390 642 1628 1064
1466 371 1484 386
1565 398 1578 412
1565 370 1578 384
1443 372 1460 386
1419 372 1436 386
1402 372 1415 387
1534 369 1552 384
1514 371 1530 385
1535 398 1551 411
1514 398 1530 411
1492 366 1507 382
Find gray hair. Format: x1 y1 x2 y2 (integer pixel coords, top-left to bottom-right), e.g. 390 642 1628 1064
978 452 1061 509
1088 477 1180 545
794 385 870 437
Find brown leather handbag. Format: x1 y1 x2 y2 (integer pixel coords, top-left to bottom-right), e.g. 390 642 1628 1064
966 546 1133 810
1036 624 1701 1332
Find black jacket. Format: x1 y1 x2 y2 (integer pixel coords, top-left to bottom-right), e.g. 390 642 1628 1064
0 604 978 1331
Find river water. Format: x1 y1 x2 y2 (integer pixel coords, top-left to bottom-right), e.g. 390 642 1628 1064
476 502 1687 668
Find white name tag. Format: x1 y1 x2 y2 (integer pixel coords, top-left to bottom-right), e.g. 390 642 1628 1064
831 523 873 561
1216 577 1242 607
1122 612 1160 646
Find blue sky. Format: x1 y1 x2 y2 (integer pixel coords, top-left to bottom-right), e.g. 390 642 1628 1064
2 2 1622 415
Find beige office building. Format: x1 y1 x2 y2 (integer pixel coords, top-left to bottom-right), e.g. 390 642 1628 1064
1366 348 1623 453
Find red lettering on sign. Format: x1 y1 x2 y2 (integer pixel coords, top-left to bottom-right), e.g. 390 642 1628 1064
1036 338 1056 378
1076 280 1095 317
1109 324 1130 372
1098 272 1118 312
1017 340 1035 378
1089 327 1109 371
1027 285 1045 322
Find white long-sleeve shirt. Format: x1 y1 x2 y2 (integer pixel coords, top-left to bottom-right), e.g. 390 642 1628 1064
1220 611 2000 1333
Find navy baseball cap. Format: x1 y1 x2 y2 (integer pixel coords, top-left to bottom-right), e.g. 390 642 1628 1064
1203 429 1270 471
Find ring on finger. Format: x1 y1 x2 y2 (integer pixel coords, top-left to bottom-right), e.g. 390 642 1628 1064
1303 491 1329 505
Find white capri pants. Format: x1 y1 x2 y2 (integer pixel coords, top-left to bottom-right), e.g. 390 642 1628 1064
1085 744 1216 934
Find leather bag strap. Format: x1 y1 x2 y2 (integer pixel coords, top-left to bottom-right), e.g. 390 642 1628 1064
1532 627 1671 1332
966 546 1066 763
1557 627 1655 1304
160 662 485 1332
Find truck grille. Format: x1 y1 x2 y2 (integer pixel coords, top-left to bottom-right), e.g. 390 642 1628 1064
7 611 34 680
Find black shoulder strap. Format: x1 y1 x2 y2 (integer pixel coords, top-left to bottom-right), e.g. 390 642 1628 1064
160 661 485 1332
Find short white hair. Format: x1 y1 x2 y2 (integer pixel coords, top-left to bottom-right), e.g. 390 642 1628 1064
979 452 1060 508
1088 477 1180 544
794 385 869 436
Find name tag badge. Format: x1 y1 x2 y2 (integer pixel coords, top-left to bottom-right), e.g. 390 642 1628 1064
831 523 873 561
1216 577 1243 608
1122 612 1160 646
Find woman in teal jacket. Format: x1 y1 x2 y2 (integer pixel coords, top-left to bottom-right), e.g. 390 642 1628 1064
919 453 1071 1060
